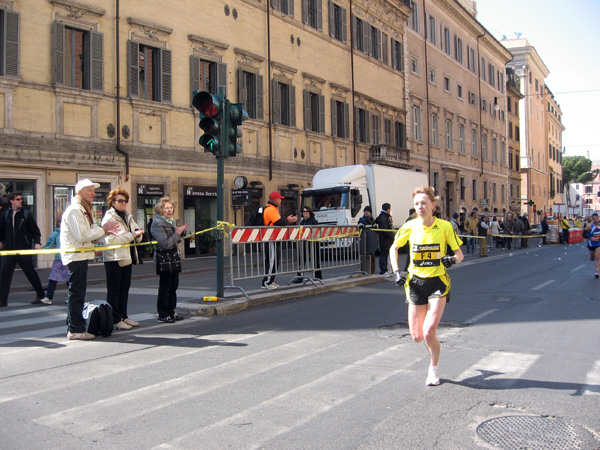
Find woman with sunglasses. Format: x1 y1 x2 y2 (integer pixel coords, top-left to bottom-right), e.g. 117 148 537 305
102 187 144 330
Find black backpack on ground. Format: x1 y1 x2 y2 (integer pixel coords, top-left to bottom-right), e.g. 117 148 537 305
82 300 114 337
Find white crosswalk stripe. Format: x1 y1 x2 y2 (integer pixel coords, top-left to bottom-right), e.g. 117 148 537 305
578 360 600 396
455 351 540 388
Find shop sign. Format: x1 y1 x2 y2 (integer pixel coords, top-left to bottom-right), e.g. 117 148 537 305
137 183 165 196
231 189 251 207
282 189 298 199
184 185 217 197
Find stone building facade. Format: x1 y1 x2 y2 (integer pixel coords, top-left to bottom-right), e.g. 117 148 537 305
405 0 512 221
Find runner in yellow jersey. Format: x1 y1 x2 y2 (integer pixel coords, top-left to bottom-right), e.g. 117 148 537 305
390 186 464 386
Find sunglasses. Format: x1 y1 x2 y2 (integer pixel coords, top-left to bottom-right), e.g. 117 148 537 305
115 199 129 204
303 210 310 213
14 198 22 201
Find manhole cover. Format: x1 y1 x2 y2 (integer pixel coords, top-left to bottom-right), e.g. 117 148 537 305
477 415 599 449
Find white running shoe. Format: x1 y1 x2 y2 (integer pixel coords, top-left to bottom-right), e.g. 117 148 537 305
426 365 440 386
261 283 279 290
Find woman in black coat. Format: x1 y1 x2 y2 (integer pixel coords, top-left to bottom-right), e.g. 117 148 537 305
296 206 322 280
150 197 189 323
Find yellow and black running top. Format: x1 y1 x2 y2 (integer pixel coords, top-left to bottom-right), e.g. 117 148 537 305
394 217 463 278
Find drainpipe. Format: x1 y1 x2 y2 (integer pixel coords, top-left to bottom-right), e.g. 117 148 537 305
115 0 129 181
266 1 273 181
476 31 485 178
422 0 431 184
349 0 357 164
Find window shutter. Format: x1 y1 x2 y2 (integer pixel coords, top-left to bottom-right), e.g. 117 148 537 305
344 102 349 139
331 98 337 137
365 111 370 143
354 107 359 141
290 84 296 127
191 56 200 105
288 0 294 16
271 80 280 124
4 11 19 78
391 40 397 69
363 22 370 55
217 62 227 92
317 0 323 31
302 0 308 24
328 1 334 37
351 15 357 49
52 21 65 86
303 90 310 131
256 74 264 120
341 7 347 43
382 33 388 65
271 0 280 10
237 68 244 105
399 41 404 71
318 94 325 133
161 48 172 103
90 31 103 92
127 40 139 98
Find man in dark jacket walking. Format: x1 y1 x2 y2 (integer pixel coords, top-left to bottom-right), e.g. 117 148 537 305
0 192 48 307
375 203 395 275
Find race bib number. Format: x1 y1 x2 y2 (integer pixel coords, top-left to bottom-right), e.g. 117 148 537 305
412 243 441 267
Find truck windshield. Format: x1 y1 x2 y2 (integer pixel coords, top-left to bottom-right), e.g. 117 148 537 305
302 187 349 211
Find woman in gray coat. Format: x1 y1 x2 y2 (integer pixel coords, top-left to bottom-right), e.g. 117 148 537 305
150 197 189 323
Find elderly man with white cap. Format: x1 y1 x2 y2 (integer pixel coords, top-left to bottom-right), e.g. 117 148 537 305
61 179 120 340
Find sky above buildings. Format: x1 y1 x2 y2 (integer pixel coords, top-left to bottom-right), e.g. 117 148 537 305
476 0 600 162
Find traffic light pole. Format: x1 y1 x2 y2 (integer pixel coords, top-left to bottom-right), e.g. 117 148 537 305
216 99 230 298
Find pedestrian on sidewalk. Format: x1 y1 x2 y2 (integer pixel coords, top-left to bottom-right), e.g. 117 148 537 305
295 206 321 281
61 179 120 340
478 214 489 257
42 223 69 304
261 192 297 290
375 203 395 276
389 186 464 386
102 187 145 330
151 196 189 323
0 192 49 307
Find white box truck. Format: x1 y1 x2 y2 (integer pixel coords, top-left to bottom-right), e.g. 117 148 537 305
301 164 428 225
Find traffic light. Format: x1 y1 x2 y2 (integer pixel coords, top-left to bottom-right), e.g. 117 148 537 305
192 90 224 155
528 200 534 206
223 102 249 157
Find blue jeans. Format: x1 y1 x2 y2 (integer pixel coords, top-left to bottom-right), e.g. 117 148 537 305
467 236 476 253
67 260 89 333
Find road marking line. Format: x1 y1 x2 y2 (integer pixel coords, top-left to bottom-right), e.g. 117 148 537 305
0 328 279 403
156 345 419 450
572 264 586 272
464 309 498 325
578 360 600 396
34 333 360 433
532 280 555 290
455 351 540 388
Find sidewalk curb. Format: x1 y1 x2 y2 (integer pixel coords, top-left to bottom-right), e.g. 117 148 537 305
177 274 384 317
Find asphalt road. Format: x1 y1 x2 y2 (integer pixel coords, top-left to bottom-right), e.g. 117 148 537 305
0 241 599 449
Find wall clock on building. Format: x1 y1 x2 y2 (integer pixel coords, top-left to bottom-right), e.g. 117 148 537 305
234 176 248 189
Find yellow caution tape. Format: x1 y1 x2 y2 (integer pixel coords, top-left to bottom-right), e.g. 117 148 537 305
0 226 221 257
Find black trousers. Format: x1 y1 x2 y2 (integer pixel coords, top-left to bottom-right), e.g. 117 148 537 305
262 242 280 286
157 270 179 318
0 254 45 304
104 261 133 323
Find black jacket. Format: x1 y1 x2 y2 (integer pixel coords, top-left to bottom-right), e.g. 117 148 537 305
0 208 42 250
375 212 395 246
299 216 319 226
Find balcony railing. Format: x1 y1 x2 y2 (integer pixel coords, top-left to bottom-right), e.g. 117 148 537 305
368 145 412 169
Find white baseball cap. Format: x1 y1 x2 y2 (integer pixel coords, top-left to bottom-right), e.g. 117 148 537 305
75 179 100 193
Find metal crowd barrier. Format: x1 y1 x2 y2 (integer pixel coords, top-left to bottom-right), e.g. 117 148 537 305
226 225 362 299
